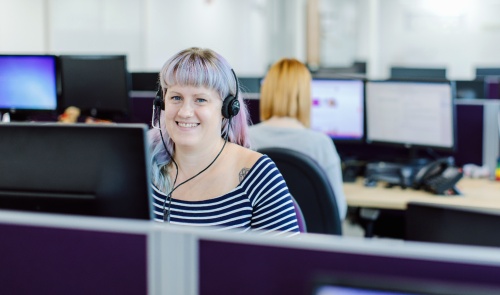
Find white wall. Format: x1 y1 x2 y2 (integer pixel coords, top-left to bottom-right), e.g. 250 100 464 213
319 0 500 80
1 0 500 79
144 0 272 75
376 0 500 80
48 0 145 67
0 0 281 75
319 0 360 67
0 0 46 52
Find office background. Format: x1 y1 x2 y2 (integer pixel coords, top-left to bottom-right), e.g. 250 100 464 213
2 2 500 293
2 0 500 79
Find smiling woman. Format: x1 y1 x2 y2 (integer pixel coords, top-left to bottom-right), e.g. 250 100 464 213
148 47 300 236
164 85 223 150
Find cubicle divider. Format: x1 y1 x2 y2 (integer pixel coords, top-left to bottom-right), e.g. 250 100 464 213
3 210 500 295
0 210 203 295
197 232 500 295
0 210 155 294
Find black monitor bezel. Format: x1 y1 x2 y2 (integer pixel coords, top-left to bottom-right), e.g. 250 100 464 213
365 79 457 153
0 123 153 220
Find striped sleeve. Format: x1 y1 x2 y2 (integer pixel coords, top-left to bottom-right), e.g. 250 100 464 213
246 157 300 236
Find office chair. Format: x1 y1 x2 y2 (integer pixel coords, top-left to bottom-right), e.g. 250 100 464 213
290 195 307 233
258 147 342 235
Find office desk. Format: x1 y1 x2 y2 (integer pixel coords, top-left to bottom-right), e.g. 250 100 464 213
345 177 500 237
344 177 500 211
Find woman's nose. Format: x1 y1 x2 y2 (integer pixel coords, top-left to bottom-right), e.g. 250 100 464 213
177 101 194 118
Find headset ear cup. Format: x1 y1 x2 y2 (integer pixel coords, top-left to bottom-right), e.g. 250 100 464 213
230 98 240 117
222 95 240 119
154 88 165 110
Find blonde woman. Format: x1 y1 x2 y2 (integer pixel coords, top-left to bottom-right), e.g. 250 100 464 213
248 58 347 219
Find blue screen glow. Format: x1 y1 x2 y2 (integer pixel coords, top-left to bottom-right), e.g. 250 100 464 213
0 55 57 110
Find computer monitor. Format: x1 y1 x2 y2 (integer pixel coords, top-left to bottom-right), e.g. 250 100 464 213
365 80 455 153
244 97 261 125
239 77 262 93
59 55 131 120
0 55 58 120
310 78 365 142
0 123 152 220
475 69 500 99
390 67 447 80
455 80 486 99
476 68 500 79
131 72 159 91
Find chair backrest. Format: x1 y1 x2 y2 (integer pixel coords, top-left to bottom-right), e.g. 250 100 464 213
258 147 342 235
290 195 307 233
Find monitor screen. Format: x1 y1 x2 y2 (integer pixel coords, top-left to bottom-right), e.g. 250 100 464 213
0 123 152 220
365 81 454 150
0 55 58 112
59 55 130 120
310 79 365 141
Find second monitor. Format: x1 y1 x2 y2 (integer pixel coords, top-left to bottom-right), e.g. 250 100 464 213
59 55 131 120
310 78 365 142
365 80 455 151
246 78 365 142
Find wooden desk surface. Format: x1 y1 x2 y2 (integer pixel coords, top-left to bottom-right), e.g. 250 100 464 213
344 177 500 210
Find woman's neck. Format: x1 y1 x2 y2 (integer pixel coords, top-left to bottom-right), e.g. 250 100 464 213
264 116 305 129
171 138 228 178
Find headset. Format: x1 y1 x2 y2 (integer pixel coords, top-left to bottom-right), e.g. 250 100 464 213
152 68 240 222
153 68 240 120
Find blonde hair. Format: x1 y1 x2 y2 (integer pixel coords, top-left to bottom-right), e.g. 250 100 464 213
259 58 312 127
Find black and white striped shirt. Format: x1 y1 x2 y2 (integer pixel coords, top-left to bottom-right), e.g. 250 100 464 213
152 155 299 236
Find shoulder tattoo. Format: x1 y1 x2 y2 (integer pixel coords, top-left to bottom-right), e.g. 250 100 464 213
239 168 250 182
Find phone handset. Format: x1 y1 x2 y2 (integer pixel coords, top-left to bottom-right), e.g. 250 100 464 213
413 157 463 195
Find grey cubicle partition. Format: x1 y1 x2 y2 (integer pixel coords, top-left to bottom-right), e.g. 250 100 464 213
4 210 500 295
0 210 197 295
198 235 500 295
0 211 155 295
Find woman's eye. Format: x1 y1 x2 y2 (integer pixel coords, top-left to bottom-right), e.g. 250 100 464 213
171 96 182 101
196 98 207 103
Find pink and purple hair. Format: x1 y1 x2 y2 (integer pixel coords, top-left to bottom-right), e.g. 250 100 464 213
149 47 251 192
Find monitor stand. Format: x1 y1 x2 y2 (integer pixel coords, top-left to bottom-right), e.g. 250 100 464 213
7 112 28 122
407 147 432 166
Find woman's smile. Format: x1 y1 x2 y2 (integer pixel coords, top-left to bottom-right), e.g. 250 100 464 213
176 121 200 128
